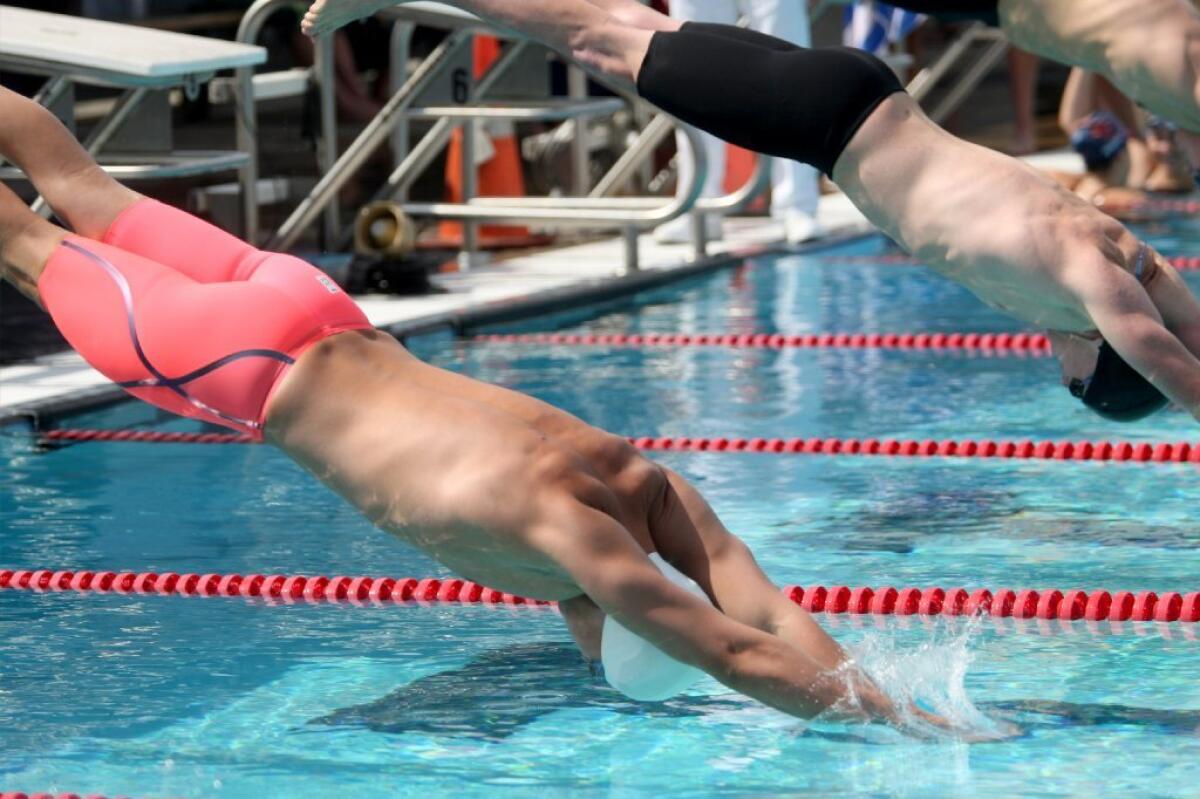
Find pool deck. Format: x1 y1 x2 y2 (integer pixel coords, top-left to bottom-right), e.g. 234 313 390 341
0 193 876 425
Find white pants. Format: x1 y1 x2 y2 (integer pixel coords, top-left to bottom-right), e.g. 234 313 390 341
669 0 820 219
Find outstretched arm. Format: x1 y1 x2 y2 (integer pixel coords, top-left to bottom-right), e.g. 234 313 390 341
1072 260 1200 421
539 504 900 723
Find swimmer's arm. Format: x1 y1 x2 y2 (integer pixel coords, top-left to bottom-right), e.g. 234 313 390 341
1074 265 1200 420
543 525 898 722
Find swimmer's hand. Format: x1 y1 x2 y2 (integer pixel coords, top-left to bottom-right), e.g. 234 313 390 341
905 704 1022 742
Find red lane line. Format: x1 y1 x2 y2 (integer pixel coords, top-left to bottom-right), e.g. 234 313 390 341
631 436 1200 465
38 430 1200 465
0 793 162 799
473 331 1054 353
2 570 1196 623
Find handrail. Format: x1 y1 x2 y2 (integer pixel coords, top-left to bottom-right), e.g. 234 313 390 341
401 122 707 226
269 30 474 250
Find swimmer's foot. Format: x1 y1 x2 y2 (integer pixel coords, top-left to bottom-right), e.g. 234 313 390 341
0 181 64 304
301 0 400 36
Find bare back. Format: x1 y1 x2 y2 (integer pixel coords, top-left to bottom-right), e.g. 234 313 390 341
263 330 585 600
832 94 1137 333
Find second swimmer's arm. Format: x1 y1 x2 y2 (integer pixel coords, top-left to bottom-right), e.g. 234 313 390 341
1073 262 1200 421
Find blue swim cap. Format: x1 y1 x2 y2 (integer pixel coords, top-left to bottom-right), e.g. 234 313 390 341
1070 112 1129 171
1068 341 1168 422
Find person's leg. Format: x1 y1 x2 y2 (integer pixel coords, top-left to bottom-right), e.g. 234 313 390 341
0 86 141 239
637 26 903 177
305 0 655 82
652 0 735 243
0 181 66 306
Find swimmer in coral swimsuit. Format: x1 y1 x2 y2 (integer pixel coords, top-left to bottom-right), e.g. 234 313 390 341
0 86 949 730
304 0 1200 423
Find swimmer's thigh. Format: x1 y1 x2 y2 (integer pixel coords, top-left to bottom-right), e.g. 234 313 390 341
39 237 320 427
101 198 263 284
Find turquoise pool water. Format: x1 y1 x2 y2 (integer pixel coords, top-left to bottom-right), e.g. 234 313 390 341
2 222 1198 798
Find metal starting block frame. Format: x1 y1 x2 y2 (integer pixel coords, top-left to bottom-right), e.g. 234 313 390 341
232 1 774 272
0 5 265 220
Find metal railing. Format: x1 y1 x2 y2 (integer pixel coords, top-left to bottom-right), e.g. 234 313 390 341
232 1 772 271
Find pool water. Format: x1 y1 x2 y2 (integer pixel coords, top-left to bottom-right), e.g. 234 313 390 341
2 220 1198 798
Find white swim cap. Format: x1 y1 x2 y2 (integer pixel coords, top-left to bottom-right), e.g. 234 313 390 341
600 552 712 701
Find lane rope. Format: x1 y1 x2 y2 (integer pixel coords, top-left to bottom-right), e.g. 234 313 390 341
2 569 1196 623
0 794 153 799
474 331 1054 354
825 254 1200 271
37 429 1200 464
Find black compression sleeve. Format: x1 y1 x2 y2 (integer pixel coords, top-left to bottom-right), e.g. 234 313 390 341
636 26 904 176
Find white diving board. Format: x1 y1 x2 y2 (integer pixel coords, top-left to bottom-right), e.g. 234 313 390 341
0 5 265 86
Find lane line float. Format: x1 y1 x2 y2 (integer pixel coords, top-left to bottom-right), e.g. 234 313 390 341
2 570 1196 623
473 331 1054 353
38 429 1200 465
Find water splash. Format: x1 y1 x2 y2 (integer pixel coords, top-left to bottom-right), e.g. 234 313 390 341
830 617 1020 742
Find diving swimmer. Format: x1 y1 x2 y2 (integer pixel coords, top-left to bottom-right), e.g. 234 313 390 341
301 0 1200 423
0 85 940 728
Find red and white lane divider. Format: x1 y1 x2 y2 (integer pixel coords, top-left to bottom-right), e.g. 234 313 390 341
2 570 1197 623
38 429 1200 465
474 331 1053 354
825 254 1200 271
0 794 155 799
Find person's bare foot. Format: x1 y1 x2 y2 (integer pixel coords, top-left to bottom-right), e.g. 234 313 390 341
0 183 65 306
301 0 399 37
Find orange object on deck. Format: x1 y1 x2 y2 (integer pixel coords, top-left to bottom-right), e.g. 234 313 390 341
436 36 533 248
723 144 767 212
